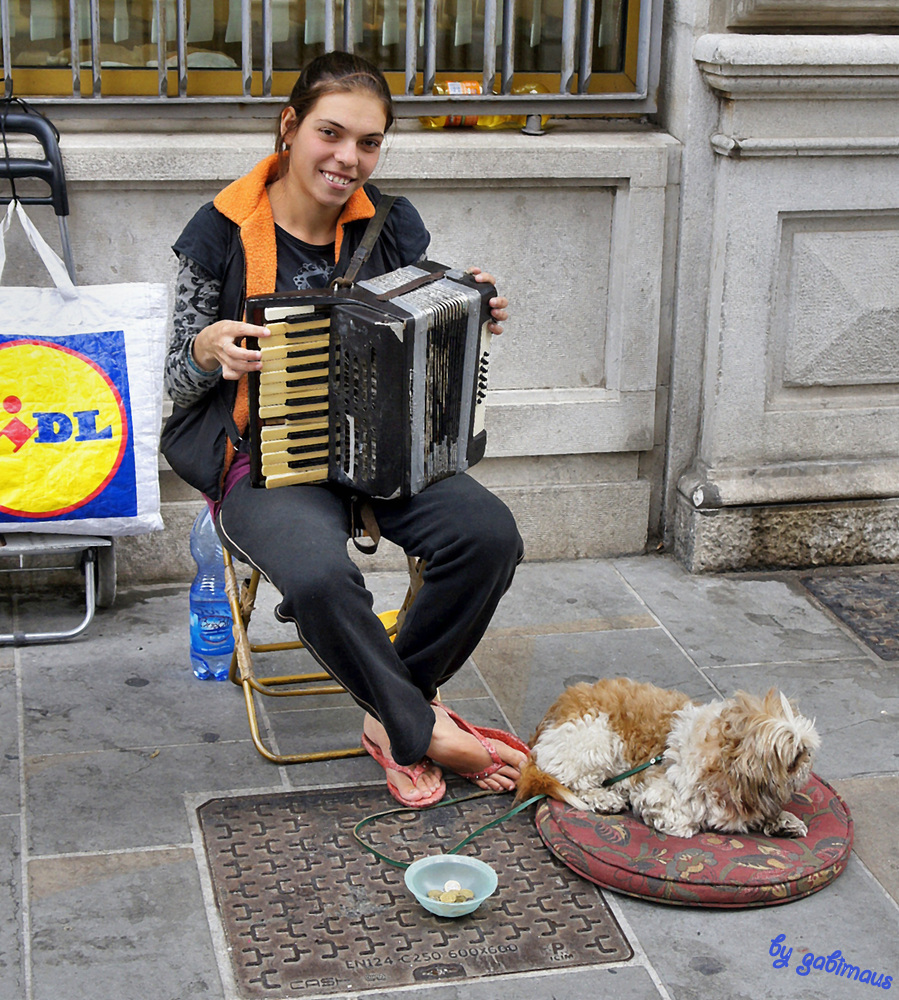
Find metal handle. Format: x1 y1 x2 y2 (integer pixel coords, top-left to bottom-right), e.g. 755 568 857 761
0 107 69 216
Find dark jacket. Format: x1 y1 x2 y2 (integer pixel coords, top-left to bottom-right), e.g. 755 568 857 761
160 155 429 499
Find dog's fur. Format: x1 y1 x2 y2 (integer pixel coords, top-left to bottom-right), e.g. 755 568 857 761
516 677 820 838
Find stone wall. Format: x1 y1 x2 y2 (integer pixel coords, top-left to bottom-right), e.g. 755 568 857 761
660 6 899 571
1 121 678 584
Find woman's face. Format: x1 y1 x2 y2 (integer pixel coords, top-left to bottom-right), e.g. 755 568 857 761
280 90 387 213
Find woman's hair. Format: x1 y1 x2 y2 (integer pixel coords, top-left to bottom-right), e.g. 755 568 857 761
276 51 395 158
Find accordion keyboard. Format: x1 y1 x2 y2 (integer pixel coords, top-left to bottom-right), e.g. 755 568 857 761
257 314 332 488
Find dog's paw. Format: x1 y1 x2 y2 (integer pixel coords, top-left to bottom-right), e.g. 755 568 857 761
579 787 628 813
763 811 808 838
649 816 700 838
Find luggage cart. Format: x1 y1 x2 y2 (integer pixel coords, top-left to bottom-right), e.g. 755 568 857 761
0 101 116 645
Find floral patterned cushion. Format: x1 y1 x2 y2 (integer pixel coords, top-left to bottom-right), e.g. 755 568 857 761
535 774 852 908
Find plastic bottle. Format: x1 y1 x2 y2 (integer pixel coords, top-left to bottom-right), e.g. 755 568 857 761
419 81 549 131
188 507 235 681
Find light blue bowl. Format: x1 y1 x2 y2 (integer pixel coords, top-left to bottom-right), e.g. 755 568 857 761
404 854 498 918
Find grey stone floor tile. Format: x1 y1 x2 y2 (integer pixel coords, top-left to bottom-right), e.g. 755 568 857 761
17 587 257 756
0 666 20 814
831 776 899 904
262 702 368 760
475 627 719 739
21 651 258 757
366 964 662 1000
489 559 656 631
705 659 899 780
28 847 223 1000
615 855 899 1000
281 752 389 792
25 738 281 855
0 814 25 1000
613 555 865 667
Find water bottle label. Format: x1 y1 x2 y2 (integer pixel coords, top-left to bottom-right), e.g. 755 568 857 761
190 609 235 654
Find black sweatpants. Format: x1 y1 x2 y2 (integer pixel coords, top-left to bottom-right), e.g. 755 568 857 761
216 473 523 766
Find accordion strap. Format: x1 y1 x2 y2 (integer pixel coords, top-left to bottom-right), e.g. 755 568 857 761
351 498 381 554
334 194 397 288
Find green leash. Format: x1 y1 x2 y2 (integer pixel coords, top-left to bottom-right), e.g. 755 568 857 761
601 753 666 787
353 792 547 869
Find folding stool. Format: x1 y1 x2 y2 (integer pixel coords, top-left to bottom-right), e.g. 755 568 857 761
222 545 425 765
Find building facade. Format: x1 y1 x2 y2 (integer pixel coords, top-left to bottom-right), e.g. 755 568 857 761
2 0 897 582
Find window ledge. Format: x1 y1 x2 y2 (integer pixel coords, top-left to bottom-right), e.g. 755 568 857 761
694 33 899 98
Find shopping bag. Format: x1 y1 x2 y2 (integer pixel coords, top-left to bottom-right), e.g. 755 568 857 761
0 199 168 535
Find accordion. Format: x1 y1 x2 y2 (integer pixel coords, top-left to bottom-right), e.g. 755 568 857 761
244 261 494 499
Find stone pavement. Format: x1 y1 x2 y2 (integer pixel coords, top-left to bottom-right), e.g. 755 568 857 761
2 553 898 1000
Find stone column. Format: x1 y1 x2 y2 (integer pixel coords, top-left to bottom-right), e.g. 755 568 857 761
674 31 899 570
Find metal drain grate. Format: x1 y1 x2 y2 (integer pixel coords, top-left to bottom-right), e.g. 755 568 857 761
197 783 631 997
801 568 899 660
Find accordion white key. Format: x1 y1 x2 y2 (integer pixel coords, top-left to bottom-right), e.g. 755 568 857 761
245 261 494 499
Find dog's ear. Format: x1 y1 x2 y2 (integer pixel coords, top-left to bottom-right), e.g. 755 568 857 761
761 688 795 721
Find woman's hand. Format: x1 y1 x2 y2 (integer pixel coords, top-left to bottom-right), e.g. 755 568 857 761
469 267 509 335
191 320 270 380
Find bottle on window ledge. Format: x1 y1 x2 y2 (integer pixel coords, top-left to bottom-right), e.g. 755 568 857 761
419 81 549 132
188 506 234 681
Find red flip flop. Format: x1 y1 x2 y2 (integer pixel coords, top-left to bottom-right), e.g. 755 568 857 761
361 733 446 808
434 703 531 783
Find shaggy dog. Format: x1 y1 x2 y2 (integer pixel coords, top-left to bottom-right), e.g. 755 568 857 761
515 677 820 838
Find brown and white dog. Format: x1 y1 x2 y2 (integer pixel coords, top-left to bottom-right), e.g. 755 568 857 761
515 677 820 838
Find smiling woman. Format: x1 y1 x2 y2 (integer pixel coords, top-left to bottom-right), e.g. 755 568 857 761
268 92 387 244
160 51 526 811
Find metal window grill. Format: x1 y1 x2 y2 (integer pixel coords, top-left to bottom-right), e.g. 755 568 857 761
1 0 660 115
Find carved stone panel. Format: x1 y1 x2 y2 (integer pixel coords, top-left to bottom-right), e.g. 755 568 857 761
770 213 899 403
726 0 899 28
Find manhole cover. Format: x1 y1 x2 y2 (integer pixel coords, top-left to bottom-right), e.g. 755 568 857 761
197 783 631 997
801 568 899 660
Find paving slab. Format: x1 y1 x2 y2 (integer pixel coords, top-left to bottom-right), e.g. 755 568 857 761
5 556 899 1000
488 558 657 632
614 557 867 667
19 636 256 755
615 854 899 1000
24 740 282 856
0 586 93 644
345 964 664 1000
832 775 899 904
0 666 19 814
28 847 222 1000
0 813 25 1000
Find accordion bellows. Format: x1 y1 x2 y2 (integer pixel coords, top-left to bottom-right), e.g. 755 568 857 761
245 262 494 499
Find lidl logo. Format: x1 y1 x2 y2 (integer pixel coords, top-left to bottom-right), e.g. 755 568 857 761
0 332 137 521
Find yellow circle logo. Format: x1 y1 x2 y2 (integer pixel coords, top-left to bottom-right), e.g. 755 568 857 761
0 340 127 518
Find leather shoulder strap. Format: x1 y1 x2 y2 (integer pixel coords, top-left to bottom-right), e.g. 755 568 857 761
335 194 397 287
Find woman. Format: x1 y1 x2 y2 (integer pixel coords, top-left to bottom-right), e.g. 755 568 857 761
162 51 527 807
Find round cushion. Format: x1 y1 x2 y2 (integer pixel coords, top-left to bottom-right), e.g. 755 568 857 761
535 774 852 908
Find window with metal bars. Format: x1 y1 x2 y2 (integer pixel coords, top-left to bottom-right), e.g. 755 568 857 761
1 0 659 115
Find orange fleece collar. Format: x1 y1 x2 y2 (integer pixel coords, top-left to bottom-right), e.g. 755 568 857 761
212 153 377 297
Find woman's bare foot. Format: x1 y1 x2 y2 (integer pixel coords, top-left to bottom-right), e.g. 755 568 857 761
362 713 444 804
427 704 528 793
